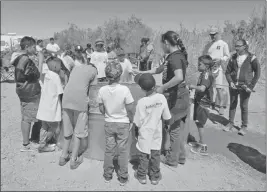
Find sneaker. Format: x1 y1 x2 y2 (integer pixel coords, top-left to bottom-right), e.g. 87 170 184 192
219 107 224 115
119 176 129 186
59 154 71 166
70 155 83 170
104 176 112 183
134 171 146 184
20 144 34 152
191 144 208 156
160 155 178 168
223 123 234 132
30 141 40 149
238 127 247 136
188 141 199 147
151 173 162 185
38 144 56 153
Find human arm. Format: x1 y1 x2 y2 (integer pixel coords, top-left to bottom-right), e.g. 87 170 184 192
248 56 261 90
97 88 105 115
222 43 230 62
225 58 237 89
38 51 44 74
162 96 172 126
124 87 135 123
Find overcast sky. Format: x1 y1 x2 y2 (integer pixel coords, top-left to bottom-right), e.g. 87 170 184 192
1 0 265 38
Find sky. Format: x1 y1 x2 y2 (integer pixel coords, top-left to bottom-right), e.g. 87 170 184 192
1 0 265 38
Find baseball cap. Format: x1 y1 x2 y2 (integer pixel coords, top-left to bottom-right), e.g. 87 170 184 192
95 38 104 45
75 45 83 52
105 60 122 81
209 26 219 35
134 73 156 91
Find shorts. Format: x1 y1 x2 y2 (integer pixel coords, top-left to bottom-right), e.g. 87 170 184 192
20 97 40 123
214 68 223 88
193 102 209 126
62 109 89 138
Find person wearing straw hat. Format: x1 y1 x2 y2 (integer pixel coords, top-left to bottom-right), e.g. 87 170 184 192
202 26 230 115
90 38 108 82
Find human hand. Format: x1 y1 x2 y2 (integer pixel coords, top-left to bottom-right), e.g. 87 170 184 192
156 86 165 94
230 82 237 89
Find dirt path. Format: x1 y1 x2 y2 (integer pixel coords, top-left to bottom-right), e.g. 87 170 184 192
1 82 266 191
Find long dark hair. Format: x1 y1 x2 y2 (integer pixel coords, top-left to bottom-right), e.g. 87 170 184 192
161 31 188 61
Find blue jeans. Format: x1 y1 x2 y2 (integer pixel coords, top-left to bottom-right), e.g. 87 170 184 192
137 150 161 180
229 88 251 128
103 122 130 180
164 116 187 166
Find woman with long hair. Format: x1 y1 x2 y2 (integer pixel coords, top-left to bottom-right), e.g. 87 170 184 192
134 31 190 167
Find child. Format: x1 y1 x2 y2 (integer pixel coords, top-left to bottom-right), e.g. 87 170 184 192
36 57 64 152
116 49 134 83
10 36 42 152
188 55 215 155
59 56 98 170
133 73 171 185
90 39 108 82
97 61 134 186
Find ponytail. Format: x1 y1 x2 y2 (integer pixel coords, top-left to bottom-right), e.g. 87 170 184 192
177 38 188 61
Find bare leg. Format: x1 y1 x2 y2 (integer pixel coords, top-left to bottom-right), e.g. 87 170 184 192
61 135 72 158
196 122 204 144
78 137 88 156
71 135 81 161
21 121 31 145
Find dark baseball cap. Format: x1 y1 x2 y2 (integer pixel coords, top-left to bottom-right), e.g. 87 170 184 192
134 73 156 91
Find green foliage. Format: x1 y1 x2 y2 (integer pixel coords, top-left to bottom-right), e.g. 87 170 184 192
52 6 265 84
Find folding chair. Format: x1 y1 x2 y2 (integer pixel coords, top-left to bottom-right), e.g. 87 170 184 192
0 66 15 82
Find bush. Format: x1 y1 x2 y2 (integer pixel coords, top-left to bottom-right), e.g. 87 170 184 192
53 6 265 85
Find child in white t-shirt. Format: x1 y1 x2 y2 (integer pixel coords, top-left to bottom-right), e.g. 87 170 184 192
97 60 134 186
133 73 171 185
36 57 64 153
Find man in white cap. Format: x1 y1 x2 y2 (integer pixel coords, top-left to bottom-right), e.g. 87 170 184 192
203 26 230 115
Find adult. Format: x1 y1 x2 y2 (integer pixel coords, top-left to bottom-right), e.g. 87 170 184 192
60 44 75 73
90 39 108 82
36 40 44 53
46 38 61 56
10 36 42 151
139 37 154 71
116 48 134 83
202 26 230 115
224 39 261 136
73 45 87 67
84 43 94 63
135 31 190 167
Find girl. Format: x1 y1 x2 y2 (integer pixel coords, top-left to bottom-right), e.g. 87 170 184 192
116 49 134 83
90 39 108 82
134 31 190 167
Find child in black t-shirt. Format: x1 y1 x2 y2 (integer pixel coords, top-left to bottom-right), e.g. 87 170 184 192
188 55 214 156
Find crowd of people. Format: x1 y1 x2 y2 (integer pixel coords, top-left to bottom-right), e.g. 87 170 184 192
10 26 261 186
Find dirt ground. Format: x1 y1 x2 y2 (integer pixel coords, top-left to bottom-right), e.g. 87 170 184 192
1 78 266 191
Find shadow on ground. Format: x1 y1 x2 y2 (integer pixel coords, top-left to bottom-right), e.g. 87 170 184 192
209 112 229 126
227 143 266 174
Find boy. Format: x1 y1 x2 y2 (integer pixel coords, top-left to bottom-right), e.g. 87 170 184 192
133 73 171 185
188 55 215 155
10 36 42 152
97 61 134 186
36 57 64 153
58 58 98 169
